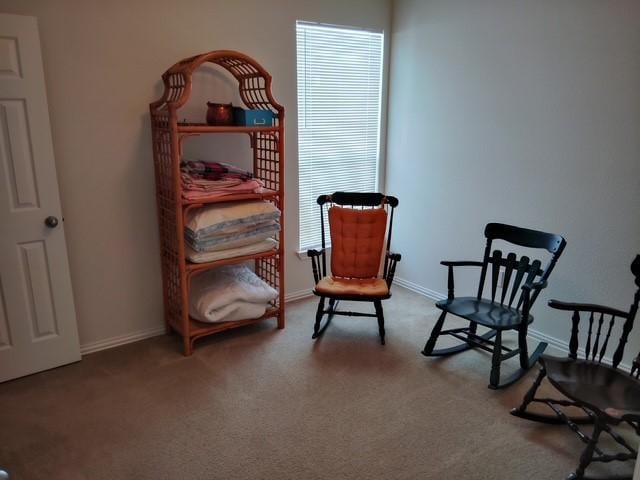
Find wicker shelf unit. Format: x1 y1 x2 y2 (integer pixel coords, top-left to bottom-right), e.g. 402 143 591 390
149 51 285 355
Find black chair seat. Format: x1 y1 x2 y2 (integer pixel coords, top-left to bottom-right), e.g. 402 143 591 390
541 355 640 421
435 297 533 330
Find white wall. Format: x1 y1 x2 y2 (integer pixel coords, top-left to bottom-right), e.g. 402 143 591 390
386 0 640 363
0 0 391 348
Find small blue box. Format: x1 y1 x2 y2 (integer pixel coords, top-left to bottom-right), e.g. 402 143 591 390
233 108 275 127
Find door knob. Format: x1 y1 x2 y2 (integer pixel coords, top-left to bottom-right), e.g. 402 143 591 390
44 216 59 228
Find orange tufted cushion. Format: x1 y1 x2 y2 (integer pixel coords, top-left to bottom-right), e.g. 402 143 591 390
329 206 387 278
315 276 389 298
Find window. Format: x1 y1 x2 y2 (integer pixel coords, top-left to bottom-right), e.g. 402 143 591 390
296 21 384 250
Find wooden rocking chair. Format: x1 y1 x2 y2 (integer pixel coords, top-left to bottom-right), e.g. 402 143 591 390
422 223 567 389
306 192 401 344
511 255 640 480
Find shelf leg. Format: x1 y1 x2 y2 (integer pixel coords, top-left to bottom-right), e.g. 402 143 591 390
183 336 193 356
277 310 285 329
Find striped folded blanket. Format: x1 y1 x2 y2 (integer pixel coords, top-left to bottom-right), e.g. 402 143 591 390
186 222 280 252
185 201 281 240
186 238 278 264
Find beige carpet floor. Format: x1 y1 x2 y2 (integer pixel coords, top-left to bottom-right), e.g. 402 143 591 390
0 287 636 480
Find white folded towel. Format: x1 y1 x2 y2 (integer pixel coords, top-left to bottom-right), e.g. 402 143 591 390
189 265 278 323
193 301 269 323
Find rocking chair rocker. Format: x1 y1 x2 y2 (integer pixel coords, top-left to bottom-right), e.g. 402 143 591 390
511 255 640 480
306 192 401 344
422 223 567 389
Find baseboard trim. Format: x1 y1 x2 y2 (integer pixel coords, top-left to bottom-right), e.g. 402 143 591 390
80 326 166 355
394 276 633 372
394 277 447 302
285 289 314 303
526 327 569 357
81 291 314 355
81 280 632 371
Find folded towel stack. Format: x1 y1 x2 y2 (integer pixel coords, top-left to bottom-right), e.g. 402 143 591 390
190 265 278 323
181 159 264 200
185 200 280 263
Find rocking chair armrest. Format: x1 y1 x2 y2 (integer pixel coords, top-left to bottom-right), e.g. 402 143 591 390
440 260 483 268
307 248 326 284
519 281 548 313
306 248 324 258
440 261 482 300
521 280 548 292
632 355 640 378
387 252 402 262
384 251 402 287
547 299 628 318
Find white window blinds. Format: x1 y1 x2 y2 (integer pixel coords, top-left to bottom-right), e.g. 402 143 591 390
296 21 384 250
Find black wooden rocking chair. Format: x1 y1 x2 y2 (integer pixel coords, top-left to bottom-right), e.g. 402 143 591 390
306 192 401 344
511 255 640 480
422 223 567 389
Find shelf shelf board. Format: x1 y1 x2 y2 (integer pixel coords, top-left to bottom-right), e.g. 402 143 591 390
177 123 278 134
181 188 279 206
185 248 278 273
182 307 280 339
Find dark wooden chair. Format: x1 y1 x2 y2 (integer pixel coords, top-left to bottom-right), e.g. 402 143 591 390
307 192 401 344
511 255 640 480
422 223 567 389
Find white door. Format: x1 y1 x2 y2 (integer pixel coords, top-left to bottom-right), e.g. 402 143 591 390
0 14 80 382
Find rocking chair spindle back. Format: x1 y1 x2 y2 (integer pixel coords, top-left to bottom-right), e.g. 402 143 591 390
511 255 640 480
423 222 567 389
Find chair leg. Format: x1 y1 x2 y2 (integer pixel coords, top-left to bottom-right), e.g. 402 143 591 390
510 368 595 424
312 296 326 339
328 298 336 312
489 330 503 388
518 324 530 370
422 311 447 355
469 320 478 335
511 367 546 416
374 300 385 345
568 421 604 480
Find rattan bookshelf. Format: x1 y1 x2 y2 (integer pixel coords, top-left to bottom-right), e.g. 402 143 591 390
149 51 285 355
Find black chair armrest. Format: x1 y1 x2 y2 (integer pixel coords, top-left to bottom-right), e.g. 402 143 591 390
384 251 401 287
521 280 548 292
307 248 325 284
387 252 402 262
440 260 482 299
632 354 640 378
440 260 483 267
547 300 628 318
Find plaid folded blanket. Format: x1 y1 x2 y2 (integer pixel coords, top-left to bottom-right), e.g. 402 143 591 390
181 172 245 191
181 160 253 181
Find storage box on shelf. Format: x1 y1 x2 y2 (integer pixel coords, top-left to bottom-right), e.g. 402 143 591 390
149 50 285 356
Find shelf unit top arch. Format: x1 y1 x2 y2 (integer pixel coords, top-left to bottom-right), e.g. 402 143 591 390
151 50 284 114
